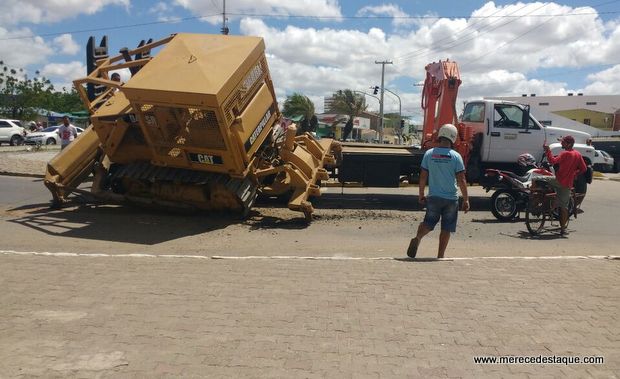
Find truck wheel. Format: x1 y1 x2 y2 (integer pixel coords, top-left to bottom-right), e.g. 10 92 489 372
491 189 518 221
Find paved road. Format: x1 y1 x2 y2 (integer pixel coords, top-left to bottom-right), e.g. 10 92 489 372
1 175 619 258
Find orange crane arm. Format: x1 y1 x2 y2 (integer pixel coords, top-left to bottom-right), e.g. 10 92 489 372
420 59 471 166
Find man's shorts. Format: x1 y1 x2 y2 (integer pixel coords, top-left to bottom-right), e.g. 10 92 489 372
423 196 459 232
536 177 570 209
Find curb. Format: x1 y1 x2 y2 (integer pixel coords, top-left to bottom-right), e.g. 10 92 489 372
2 250 618 262
0 171 45 179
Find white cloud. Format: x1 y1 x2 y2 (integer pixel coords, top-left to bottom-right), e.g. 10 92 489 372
149 1 183 22
0 27 53 67
3 1 618 115
41 61 85 78
356 3 415 28
53 34 79 55
149 2 171 14
583 64 620 94
238 2 620 115
242 19 406 113
0 0 129 25
40 61 86 90
0 1 127 86
174 0 343 25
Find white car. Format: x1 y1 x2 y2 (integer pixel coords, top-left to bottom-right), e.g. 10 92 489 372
24 125 85 146
0 119 26 146
592 150 614 173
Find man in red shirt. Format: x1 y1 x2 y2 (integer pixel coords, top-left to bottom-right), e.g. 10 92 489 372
543 135 587 234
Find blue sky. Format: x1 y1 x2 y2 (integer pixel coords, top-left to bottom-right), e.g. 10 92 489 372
1 0 619 119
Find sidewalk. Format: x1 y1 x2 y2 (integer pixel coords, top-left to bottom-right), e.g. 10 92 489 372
0 146 57 177
0 253 617 378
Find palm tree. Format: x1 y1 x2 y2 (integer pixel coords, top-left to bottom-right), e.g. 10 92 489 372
282 93 317 135
329 89 367 140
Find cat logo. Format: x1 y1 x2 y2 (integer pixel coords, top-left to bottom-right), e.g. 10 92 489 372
189 153 223 165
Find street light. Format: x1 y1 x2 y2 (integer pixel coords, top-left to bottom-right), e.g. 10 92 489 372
353 90 379 102
371 86 402 144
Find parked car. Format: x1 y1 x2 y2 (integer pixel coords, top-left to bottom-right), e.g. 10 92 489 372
24 125 85 146
592 149 614 173
0 119 26 146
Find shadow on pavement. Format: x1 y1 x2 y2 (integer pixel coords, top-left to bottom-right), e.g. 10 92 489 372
245 212 310 230
515 230 567 240
393 257 444 263
7 201 238 245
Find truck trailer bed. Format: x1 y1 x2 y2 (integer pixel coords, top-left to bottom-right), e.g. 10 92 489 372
337 143 425 187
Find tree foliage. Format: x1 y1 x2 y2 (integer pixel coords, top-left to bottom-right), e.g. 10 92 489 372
0 61 85 120
329 89 367 140
282 92 317 135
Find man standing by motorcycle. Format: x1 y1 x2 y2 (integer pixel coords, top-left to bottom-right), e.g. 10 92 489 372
543 135 587 235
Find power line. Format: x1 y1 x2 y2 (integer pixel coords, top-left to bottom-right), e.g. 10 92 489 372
393 2 525 61
1 7 619 41
0 13 220 41
458 0 619 69
395 0 619 64
395 2 541 63
226 10 620 20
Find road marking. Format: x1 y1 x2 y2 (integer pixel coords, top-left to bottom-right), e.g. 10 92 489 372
0 250 618 261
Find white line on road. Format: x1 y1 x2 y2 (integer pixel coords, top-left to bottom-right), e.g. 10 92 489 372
0 250 618 261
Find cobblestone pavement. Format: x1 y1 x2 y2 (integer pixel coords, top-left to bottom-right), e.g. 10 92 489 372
0 254 618 378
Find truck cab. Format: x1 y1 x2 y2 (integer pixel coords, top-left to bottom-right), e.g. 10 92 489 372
462 100 595 169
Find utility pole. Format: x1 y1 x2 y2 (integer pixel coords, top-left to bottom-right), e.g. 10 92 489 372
383 87 401 144
221 0 229 35
375 60 392 143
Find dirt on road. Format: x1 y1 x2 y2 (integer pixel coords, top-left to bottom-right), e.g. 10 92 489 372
1 175 618 259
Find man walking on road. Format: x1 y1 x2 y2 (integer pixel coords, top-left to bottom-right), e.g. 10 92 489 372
407 124 469 259
543 135 587 235
57 116 78 150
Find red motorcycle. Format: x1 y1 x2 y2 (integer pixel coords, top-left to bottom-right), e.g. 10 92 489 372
482 154 554 221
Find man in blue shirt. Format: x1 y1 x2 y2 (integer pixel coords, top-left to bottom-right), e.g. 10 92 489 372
407 124 470 259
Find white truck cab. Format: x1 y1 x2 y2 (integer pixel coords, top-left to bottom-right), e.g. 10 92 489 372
461 100 595 168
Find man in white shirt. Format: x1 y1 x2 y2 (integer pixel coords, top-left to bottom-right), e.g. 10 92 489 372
57 116 78 150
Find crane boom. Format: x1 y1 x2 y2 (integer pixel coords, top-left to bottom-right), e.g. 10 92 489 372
420 59 472 166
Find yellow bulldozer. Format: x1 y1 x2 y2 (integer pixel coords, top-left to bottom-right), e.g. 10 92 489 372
44 33 339 220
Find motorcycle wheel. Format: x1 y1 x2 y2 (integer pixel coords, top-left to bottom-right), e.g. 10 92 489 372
526 208 546 235
490 189 519 221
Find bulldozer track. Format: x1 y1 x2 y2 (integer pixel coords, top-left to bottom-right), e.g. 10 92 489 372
110 162 257 215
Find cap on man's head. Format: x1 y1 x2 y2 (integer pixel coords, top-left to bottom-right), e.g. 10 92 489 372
559 135 575 145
